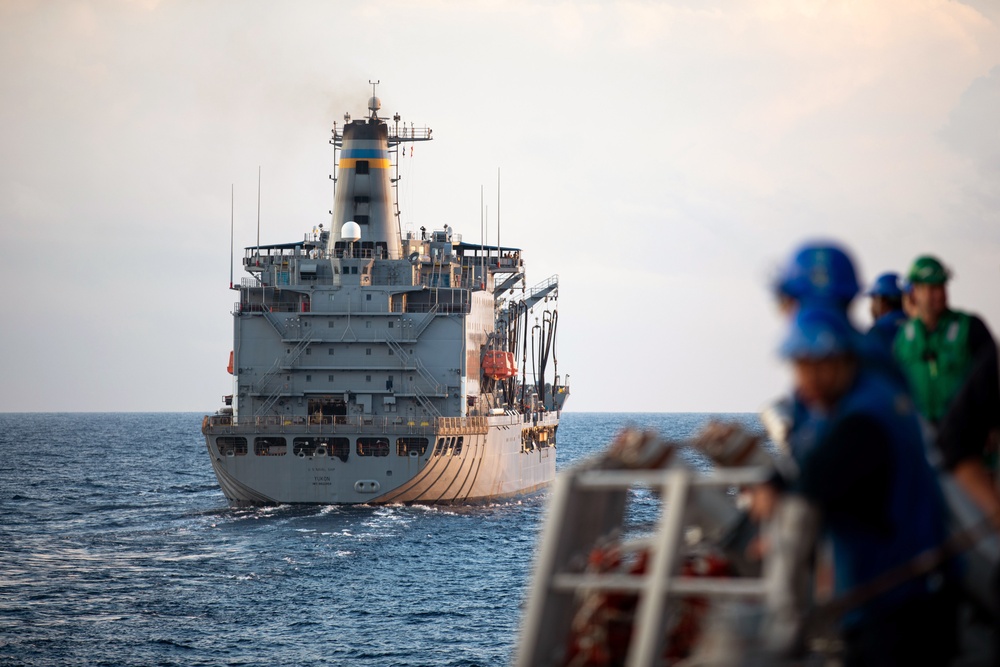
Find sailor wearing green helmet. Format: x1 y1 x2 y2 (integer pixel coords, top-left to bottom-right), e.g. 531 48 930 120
893 255 995 425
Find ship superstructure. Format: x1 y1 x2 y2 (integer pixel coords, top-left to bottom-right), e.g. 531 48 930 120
202 93 569 504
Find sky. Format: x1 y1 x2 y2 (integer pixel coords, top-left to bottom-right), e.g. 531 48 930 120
1 0 998 414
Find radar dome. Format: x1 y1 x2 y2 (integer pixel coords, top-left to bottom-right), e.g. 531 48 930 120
341 220 362 242
368 96 381 113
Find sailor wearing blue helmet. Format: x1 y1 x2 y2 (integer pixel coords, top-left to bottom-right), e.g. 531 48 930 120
766 242 905 464
768 242 863 459
865 272 907 354
773 242 860 316
773 306 957 666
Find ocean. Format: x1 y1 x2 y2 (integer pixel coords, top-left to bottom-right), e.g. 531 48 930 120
0 411 762 667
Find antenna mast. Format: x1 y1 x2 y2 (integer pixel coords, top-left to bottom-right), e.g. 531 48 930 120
368 79 380 117
256 166 261 248
230 184 234 289
481 185 485 290
330 119 339 205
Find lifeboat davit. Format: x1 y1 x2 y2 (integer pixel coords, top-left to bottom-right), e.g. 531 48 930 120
483 350 517 380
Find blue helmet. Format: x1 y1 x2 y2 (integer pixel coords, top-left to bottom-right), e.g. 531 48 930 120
779 306 859 360
865 272 902 298
774 242 860 306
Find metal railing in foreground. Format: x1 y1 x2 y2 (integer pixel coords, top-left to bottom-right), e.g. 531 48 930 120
515 442 782 667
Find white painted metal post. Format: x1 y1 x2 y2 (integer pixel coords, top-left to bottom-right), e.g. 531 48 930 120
626 469 691 667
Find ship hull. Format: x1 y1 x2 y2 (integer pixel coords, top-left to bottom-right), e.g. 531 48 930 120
202 412 558 505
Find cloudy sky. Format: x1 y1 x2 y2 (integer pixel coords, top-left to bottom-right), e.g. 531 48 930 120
2 0 998 413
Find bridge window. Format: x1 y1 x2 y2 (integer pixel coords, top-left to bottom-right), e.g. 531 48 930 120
329 438 350 461
217 437 247 456
294 437 350 462
397 437 429 456
357 437 389 457
293 437 320 456
254 437 287 457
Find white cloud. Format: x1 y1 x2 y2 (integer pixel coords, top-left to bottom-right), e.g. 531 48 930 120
1 0 998 412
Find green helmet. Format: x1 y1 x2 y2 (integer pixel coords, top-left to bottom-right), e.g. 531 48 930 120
907 255 950 285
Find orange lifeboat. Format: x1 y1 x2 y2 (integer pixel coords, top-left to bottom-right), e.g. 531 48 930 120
227 350 234 375
483 350 517 380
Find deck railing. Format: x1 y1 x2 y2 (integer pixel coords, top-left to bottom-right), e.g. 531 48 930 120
203 413 501 436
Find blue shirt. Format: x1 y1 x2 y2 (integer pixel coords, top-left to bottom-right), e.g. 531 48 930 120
867 308 907 355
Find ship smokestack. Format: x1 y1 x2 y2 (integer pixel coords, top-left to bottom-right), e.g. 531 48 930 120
327 97 402 260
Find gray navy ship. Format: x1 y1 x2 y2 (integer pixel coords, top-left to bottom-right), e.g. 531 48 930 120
202 93 569 505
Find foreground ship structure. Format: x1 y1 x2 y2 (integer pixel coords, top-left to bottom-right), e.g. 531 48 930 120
202 94 569 505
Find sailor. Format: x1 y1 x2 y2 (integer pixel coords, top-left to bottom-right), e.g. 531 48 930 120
937 344 1000 665
763 305 959 666
754 243 866 654
767 241 905 462
865 272 907 354
893 255 996 426
767 249 862 436
937 344 1000 523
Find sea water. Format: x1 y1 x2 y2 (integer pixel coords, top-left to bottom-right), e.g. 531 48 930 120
0 411 762 667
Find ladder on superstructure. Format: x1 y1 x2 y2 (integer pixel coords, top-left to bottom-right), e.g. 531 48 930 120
384 329 443 419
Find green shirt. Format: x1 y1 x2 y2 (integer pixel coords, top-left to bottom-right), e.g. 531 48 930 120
893 309 972 423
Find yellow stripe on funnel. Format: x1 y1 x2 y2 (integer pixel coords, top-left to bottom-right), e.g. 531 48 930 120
339 158 391 169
